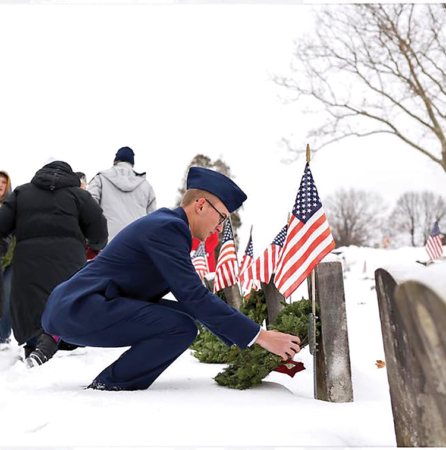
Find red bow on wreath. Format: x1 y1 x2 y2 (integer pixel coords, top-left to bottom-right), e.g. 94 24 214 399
273 360 306 378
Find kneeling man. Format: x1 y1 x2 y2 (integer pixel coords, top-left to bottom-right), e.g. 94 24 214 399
42 167 300 391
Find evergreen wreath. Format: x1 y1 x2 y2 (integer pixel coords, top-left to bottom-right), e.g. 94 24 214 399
214 299 320 390
190 289 267 364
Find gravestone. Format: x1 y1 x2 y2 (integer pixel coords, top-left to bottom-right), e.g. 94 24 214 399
375 268 446 447
395 281 446 446
261 275 285 325
223 284 242 310
203 277 214 293
308 261 353 403
204 278 241 310
375 269 422 446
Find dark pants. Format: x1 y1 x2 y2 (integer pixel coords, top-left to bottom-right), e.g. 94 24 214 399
0 266 12 342
53 297 198 391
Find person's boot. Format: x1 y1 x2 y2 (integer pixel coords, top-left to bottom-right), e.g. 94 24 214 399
25 333 58 368
24 343 35 359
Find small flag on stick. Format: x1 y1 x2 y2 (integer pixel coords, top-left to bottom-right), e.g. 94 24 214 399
191 241 209 282
425 221 443 261
214 220 239 293
274 163 335 299
240 225 287 289
239 229 261 295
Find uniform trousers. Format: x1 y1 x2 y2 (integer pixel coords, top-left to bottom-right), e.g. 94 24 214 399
54 297 198 391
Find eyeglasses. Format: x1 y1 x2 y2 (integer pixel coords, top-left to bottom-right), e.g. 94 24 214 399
205 199 228 225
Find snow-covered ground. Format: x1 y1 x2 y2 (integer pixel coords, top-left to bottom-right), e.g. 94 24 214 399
0 246 443 447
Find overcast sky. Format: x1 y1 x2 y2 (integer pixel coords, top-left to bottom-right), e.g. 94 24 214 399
1 3 445 252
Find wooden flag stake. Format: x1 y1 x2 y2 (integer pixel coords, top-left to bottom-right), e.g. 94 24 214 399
305 142 318 397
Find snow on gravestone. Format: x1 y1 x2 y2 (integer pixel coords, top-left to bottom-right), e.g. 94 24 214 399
375 262 446 447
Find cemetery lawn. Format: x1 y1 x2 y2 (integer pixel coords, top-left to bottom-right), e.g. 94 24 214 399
0 246 436 447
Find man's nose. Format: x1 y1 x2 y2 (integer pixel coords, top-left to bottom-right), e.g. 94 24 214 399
215 223 223 233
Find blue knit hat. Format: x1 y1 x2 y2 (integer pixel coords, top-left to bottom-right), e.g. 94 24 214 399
114 147 135 165
186 166 247 213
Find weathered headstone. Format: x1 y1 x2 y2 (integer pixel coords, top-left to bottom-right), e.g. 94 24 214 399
203 277 214 293
375 268 446 447
395 281 446 447
375 268 422 447
262 275 285 325
308 261 353 403
204 277 241 310
223 284 242 310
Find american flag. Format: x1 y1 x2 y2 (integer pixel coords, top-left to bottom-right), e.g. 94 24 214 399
239 231 254 275
214 220 239 293
191 241 209 282
425 222 443 261
275 163 335 299
240 225 288 289
239 231 261 295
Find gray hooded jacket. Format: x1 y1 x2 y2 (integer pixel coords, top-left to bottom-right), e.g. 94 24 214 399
88 162 156 241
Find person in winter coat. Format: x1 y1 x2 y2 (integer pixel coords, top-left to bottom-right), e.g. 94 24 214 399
88 146 157 241
42 167 301 391
75 172 87 190
0 171 13 347
0 161 108 366
77 171 101 261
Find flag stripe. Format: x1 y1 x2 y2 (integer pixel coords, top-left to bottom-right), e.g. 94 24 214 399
279 238 335 299
426 235 443 260
425 222 443 261
277 231 335 295
276 225 331 290
275 210 327 283
239 254 252 274
276 209 326 278
277 218 330 282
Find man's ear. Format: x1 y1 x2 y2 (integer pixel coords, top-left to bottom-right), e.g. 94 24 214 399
195 198 205 213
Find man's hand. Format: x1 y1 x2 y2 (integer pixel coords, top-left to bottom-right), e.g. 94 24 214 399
254 329 301 360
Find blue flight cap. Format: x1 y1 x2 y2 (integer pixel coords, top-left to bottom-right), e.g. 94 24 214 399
186 166 247 213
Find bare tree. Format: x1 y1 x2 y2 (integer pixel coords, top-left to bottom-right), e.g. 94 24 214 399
388 191 446 246
389 192 422 247
419 192 446 243
325 188 387 247
274 4 446 171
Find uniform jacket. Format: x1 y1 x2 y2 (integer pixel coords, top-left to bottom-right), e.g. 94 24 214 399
0 161 108 344
88 162 156 241
42 207 260 349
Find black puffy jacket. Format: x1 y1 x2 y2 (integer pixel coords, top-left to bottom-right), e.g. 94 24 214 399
0 161 108 344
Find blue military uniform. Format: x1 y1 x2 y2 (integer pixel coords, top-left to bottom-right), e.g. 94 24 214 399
42 168 260 391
